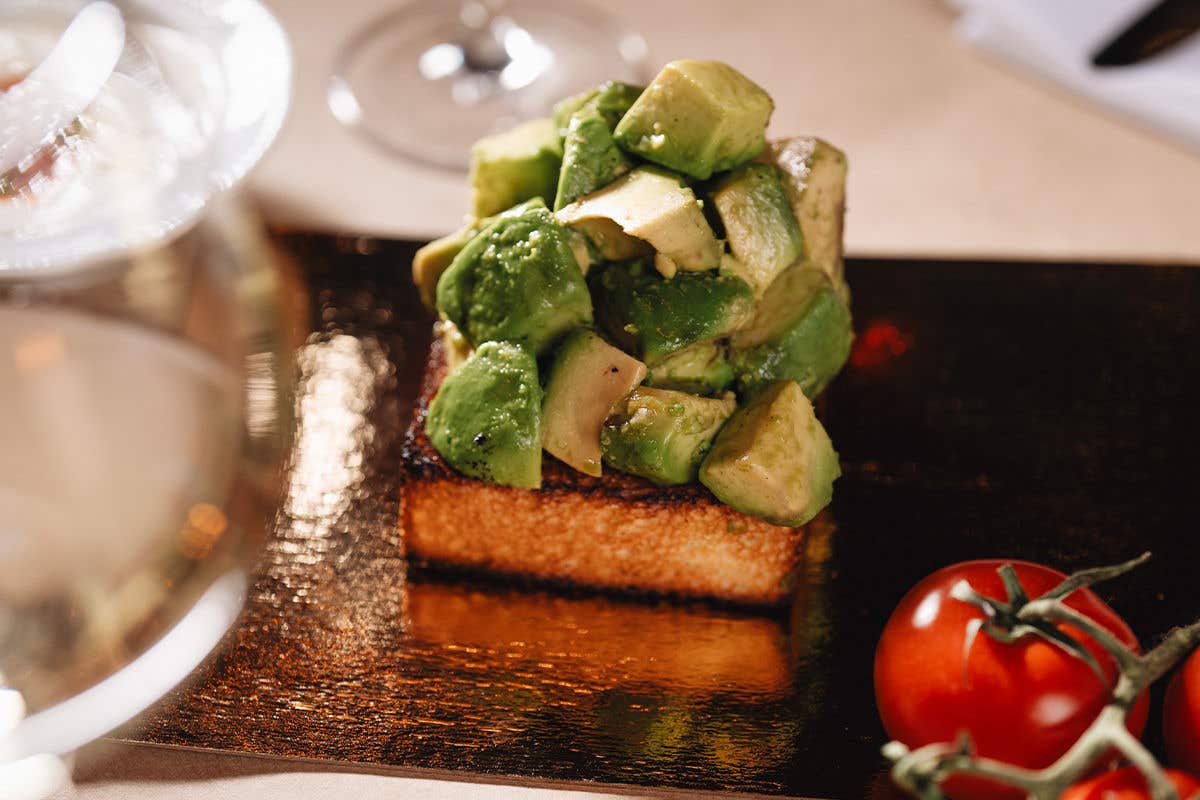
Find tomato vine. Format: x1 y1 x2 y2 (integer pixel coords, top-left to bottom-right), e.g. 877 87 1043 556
883 554 1200 800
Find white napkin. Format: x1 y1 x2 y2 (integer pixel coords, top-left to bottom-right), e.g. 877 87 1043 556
952 0 1200 153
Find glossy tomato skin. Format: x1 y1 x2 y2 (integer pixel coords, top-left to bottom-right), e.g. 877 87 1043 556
1062 767 1200 799
1165 648 1200 776
875 560 1148 800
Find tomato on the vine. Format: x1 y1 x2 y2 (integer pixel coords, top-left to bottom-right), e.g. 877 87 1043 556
874 560 1149 800
1165 647 1200 776
1062 767 1200 799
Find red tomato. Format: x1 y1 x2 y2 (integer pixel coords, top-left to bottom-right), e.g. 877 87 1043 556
875 560 1149 800
1166 647 1200 776
1062 767 1200 799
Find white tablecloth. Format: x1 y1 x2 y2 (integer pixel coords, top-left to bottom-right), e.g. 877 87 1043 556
251 0 1200 263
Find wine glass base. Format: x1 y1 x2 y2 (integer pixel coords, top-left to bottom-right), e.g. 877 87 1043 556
329 0 648 170
0 753 71 800
0 570 245 767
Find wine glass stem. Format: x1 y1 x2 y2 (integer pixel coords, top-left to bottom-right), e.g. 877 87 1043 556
459 0 513 73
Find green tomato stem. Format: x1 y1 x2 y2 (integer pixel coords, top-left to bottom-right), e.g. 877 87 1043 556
1021 598 1143 678
1039 552 1152 603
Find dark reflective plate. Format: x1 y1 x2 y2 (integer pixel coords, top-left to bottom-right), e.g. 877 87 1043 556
123 235 1200 799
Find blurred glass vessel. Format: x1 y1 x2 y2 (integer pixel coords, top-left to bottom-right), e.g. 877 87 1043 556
0 0 293 787
329 0 647 170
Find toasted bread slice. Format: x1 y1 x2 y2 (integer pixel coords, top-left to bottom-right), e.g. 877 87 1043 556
399 332 807 605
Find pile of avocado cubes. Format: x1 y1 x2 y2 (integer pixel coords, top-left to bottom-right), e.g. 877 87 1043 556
412 60 852 528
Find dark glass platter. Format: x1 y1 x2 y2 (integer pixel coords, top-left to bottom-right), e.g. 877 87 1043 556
123 233 1200 799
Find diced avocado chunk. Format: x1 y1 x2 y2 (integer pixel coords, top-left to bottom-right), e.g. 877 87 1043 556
563 227 596 275
542 329 647 476
418 202 533 307
699 381 839 526
437 319 473 375
553 89 598 137
413 219 496 310
470 118 563 218
591 258 755 365
426 341 543 489
710 164 803 297
731 265 853 399
553 81 643 137
602 387 736 486
592 81 644 122
414 228 473 311
613 60 773 180
760 137 849 300
436 198 593 355
556 167 722 274
563 216 653 261
554 102 633 210
644 341 734 396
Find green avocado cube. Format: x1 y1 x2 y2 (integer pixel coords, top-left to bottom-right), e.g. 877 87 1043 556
731 264 853 399
413 217 498 310
554 102 633 210
553 89 598 137
542 329 647 477
556 167 722 274
553 81 643 137
426 341 543 489
436 198 593 355
613 60 773 180
553 83 644 211
590 258 755 365
601 387 736 485
413 226 475 311
760 137 849 301
469 118 563 218
591 81 644 122
710 164 803 297
699 381 839 526
643 341 734 396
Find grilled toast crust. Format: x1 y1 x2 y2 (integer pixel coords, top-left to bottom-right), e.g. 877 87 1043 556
399 332 807 604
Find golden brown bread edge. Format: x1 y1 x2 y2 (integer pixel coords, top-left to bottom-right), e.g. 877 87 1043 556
399 331 808 605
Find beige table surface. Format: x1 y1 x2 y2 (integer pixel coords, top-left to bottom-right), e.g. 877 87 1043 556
57 741 794 799
61 1 1197 798
252 0 1200 263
